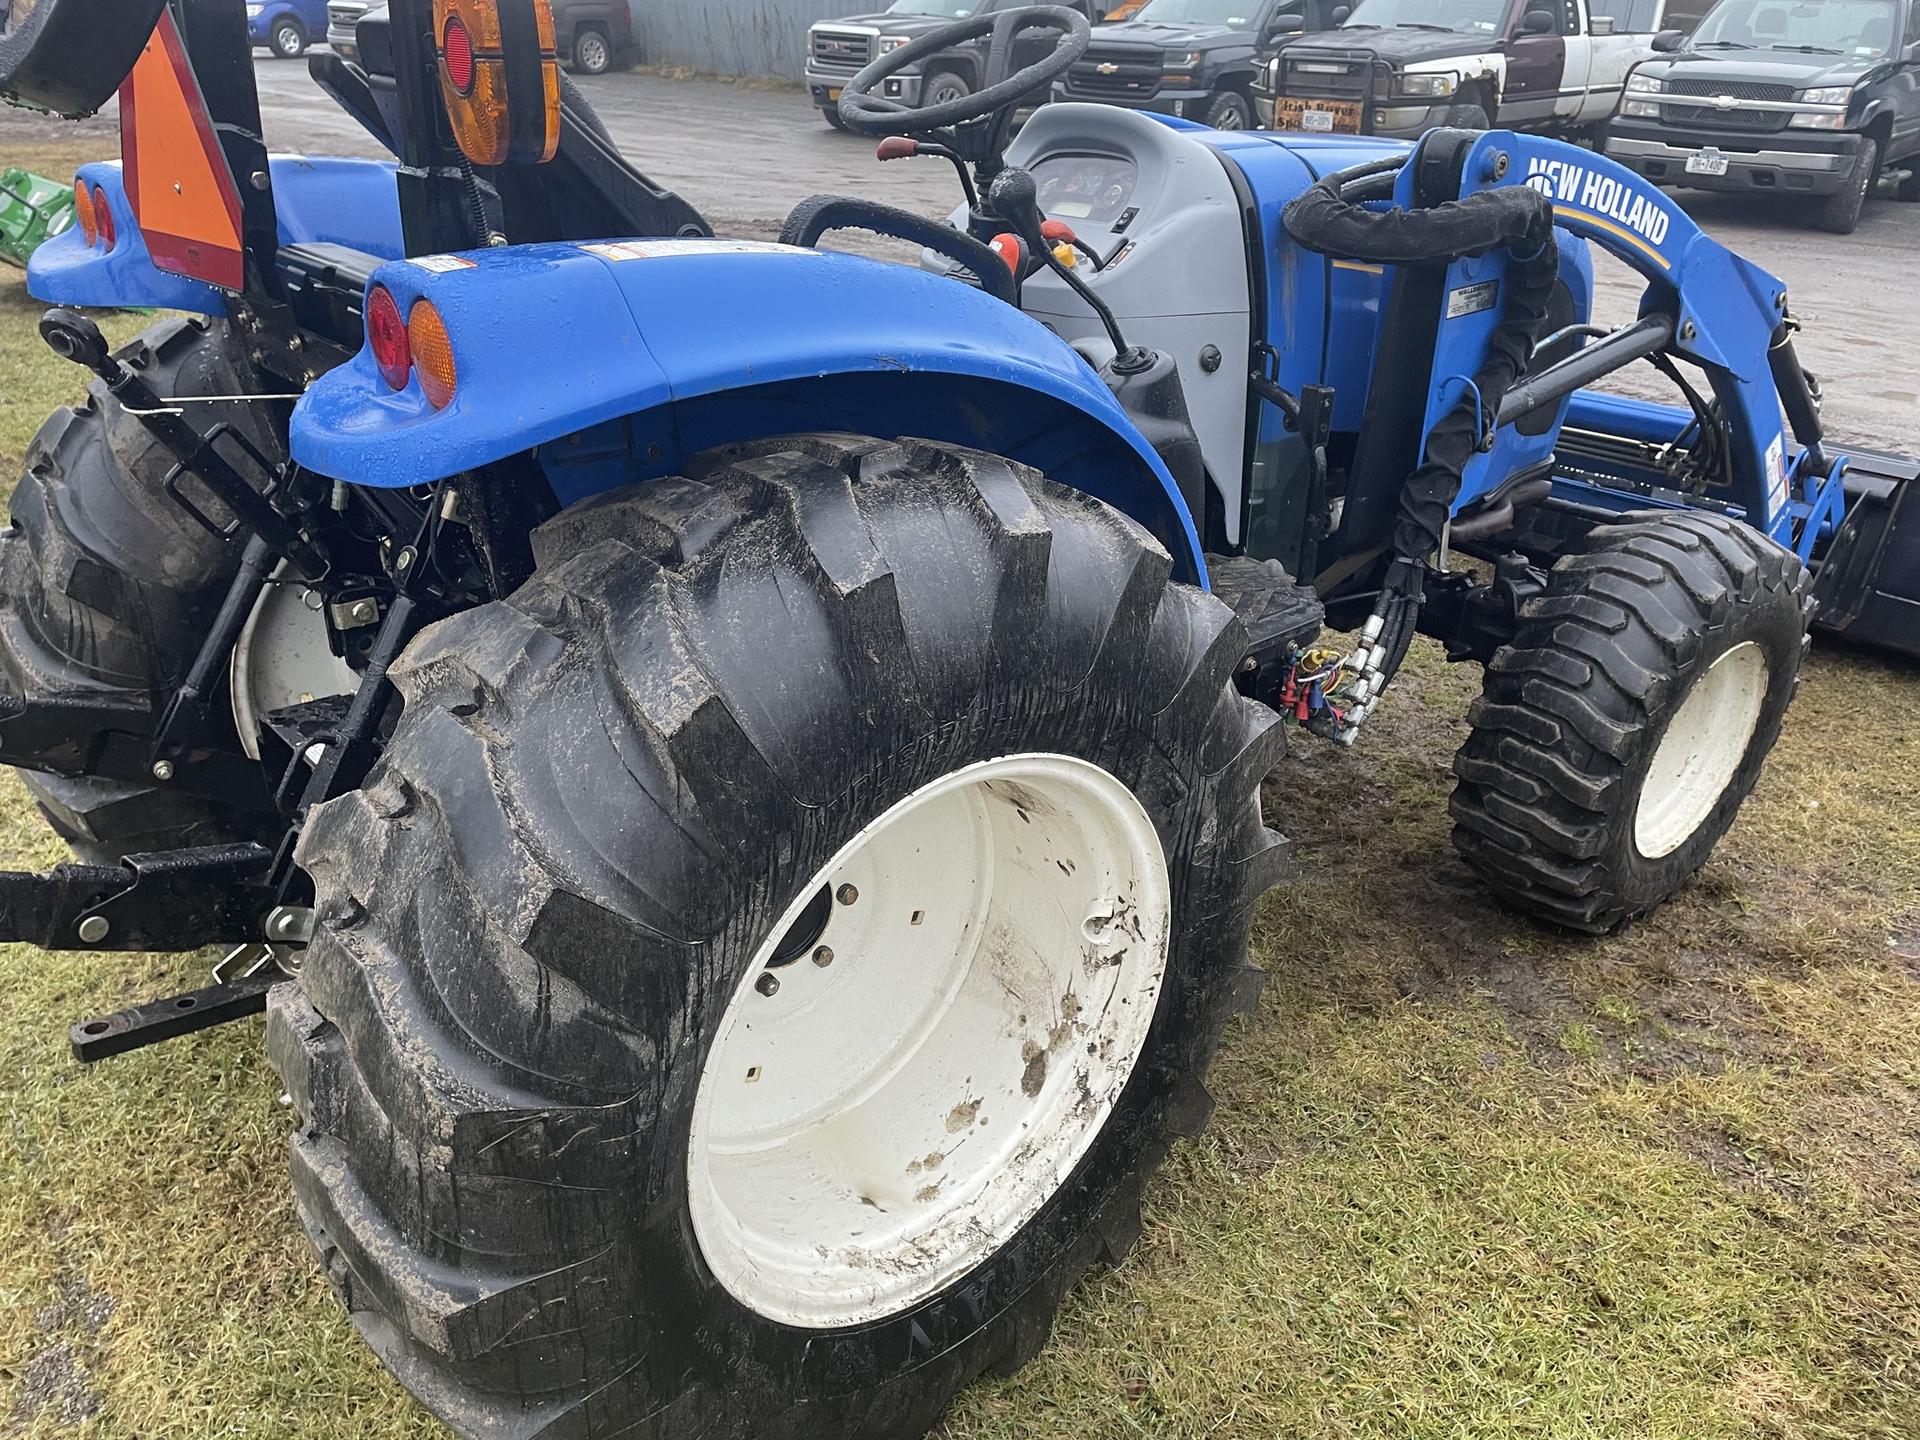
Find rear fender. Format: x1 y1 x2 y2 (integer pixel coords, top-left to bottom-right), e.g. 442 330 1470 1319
28 155 403 315
289 240 1209 584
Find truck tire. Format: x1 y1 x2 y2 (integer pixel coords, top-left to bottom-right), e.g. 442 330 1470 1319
0 316 281 860
1815 137 1877 234
571 25 612 75
1450 511 1811 934
1204 88 1254 129
1445 97 1491 128
924 69 972 108
270 15 307 57
822 103 850 131
271 434 1286 1440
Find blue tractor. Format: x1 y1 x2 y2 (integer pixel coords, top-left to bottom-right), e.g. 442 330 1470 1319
1 1 1914 1435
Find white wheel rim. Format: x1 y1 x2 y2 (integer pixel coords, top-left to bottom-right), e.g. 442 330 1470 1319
230 568 362 761
688 753 1171 1329
1633 640 1768 860
581 34 606 67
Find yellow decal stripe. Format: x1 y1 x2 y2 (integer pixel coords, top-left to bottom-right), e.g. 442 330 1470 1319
1553 204 1673 271
1331 259 1386 275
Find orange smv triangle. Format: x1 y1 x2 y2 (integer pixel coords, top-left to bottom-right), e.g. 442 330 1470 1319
119 9 246 291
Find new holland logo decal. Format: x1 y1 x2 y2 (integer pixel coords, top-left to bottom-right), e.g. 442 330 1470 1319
1524 156 1673 268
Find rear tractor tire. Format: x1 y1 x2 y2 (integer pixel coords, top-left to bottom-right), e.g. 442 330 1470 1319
271 434 1288 1439
1451 511 1811 933
0 316 283 862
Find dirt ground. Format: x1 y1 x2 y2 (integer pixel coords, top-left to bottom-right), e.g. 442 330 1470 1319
0 66 1917 1440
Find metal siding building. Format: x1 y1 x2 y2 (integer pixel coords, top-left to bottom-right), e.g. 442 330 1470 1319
633 0 881 80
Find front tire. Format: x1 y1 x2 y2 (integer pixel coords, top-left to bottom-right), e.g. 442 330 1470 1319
1450 511 1811 933
1815 137 1878 234
1204 88 1254 130
270 16 307 57
271 435 1286 1438
923 69 972 108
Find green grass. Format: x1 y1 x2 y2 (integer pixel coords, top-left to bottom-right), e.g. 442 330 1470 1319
0 132 1917 1439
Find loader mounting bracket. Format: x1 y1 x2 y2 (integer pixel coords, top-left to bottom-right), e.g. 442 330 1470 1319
0 843 277 952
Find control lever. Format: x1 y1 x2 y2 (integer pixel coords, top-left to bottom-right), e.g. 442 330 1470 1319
1040 218 1106 272
985 167 1136 362
875 136 978 209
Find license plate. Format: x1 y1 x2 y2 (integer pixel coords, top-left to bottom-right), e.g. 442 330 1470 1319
1272 97 1362 135
827 87 842 102
1686 149 1730 176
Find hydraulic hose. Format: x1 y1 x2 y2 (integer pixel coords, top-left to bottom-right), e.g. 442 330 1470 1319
1280 154 1559 741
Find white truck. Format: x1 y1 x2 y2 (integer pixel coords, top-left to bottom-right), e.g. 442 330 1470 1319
1256 0 1670 140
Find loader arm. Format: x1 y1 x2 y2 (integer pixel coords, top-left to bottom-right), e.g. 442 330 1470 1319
1407 130 1836 560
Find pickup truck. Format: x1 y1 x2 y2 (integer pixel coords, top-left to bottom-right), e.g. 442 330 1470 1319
1050 0 1352 130
327 0 637 73
1606 0 1920 234
247 0 328 57
1255 0 1667 139
806 0 1105 131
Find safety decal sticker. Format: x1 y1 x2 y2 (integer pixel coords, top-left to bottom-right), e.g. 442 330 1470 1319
1446 280 1500 320
1766 435 1789 518
410 255 479 273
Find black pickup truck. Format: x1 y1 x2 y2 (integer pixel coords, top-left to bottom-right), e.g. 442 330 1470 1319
805 0 1105 130
1053 0 1351 129
1605 0 1920 234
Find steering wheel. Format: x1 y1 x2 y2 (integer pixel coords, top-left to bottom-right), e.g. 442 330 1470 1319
838 4 1092 137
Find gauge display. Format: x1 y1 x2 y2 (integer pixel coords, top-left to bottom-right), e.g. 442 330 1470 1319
1032 154 1139 228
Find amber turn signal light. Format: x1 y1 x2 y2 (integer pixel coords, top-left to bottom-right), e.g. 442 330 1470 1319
433 0 561 168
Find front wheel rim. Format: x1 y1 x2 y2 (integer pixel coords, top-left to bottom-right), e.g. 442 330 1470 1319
580 34 607 68
1634 640 1769 859
688 752 1171 1329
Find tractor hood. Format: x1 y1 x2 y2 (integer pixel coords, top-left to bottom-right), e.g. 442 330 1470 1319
1085 19 1257 57
1634 50 1890 89
1284 26 1507 67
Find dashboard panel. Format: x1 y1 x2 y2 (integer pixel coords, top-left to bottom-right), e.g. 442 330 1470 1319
1032 153 1140 229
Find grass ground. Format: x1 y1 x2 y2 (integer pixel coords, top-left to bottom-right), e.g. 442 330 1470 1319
0 135 1916 1440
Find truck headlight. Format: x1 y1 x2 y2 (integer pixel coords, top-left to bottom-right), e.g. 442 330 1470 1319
878 36 909 53
1621 72 1664 118
1790 85 1852 127
1397 72 1457 97
1165 50 1203 67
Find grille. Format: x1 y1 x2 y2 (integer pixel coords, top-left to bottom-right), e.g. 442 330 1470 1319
327 2 366 27
1665 78 1795 101
1281 52 1373 98
1067 51 1162 97
811 30 873 72
1660 102 1789 132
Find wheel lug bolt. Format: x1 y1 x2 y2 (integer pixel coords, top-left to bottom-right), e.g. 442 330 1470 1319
755 973 780 998
836 884 859 906
812 946 834 968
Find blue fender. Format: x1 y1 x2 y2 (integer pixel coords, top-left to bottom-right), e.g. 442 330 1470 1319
290 240 1209 584
29 155 404 315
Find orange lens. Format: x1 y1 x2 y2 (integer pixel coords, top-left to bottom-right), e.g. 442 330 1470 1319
409 300 457 410
73 179 98 247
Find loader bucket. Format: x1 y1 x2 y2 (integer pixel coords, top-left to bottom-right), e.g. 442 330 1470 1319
0 167 76 268
0 0 170 117
1811 449 1920 661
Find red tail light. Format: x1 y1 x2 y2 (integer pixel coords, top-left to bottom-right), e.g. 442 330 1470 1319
91 187 115 250
366 285 412 391
442 14 475 95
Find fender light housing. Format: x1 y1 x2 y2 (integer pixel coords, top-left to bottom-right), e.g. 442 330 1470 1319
433 0 561 167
